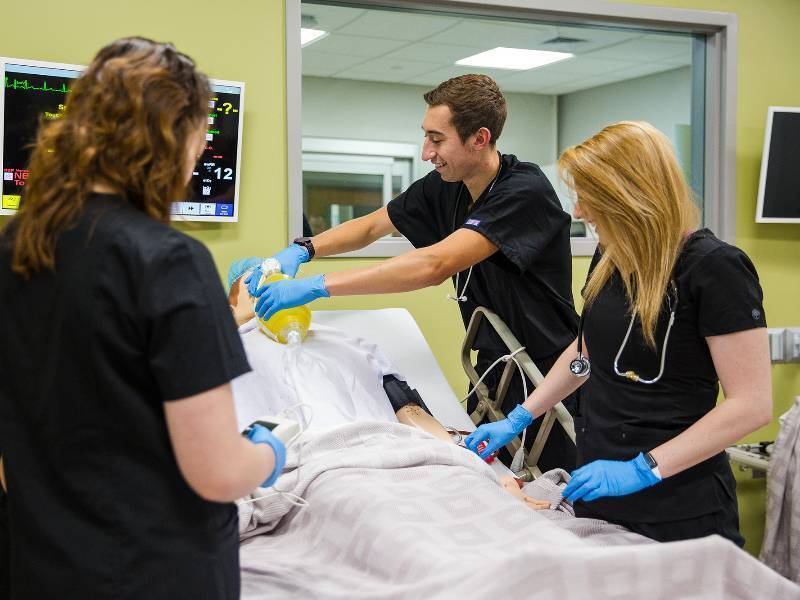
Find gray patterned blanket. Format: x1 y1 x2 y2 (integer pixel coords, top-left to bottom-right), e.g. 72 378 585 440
237 423 798 599
761 396 800 582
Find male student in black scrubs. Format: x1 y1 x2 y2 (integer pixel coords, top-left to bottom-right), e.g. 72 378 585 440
246 74 579 470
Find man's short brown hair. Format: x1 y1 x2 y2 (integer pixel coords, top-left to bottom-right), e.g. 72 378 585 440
423 74 507 144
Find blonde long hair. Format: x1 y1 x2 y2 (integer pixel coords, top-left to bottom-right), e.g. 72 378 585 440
558 121 699 348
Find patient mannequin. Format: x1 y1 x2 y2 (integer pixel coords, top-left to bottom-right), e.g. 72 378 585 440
393 404 453 443
229 273 259 327
229 270 454 443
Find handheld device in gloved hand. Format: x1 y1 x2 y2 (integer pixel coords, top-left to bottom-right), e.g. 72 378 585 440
242 417 297 489
242 415 301 445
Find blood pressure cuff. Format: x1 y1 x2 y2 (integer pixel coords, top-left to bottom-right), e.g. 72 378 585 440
382 375 432 415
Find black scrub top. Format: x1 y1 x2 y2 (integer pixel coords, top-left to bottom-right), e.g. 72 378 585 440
388 153 577 360
576 229 766 524
0 194 250 599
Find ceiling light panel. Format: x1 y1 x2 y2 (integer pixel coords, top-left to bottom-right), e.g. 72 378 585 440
301 28 329 47
456 47 573 70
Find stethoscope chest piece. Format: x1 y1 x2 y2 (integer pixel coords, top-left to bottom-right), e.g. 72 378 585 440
569 355 591 377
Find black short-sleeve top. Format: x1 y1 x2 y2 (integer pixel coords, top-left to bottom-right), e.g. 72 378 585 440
0 193 250 597
387 153 577 360
577 229 766 522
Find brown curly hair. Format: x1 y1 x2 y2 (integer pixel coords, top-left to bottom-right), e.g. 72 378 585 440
9 37 210 277
423 74 507 144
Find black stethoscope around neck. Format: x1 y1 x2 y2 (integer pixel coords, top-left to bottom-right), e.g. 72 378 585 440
569 280 679 384
447 161 502 303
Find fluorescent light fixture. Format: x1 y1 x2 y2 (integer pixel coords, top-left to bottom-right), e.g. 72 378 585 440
301 28 329 47
456 47 573 70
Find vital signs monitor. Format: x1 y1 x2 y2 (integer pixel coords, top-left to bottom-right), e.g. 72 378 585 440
1 56 244 222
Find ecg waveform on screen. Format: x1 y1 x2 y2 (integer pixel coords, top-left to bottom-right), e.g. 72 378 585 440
4 77 71 94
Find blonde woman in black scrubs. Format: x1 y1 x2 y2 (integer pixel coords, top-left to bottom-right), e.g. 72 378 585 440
467 121 771 546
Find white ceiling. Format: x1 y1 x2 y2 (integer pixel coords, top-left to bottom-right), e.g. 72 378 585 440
301 4 693 95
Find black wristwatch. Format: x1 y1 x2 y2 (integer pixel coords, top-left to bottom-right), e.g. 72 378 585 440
293 236 315 260
644 451 658 469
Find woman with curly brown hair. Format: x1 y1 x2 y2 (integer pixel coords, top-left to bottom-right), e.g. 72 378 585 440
0 38 282 598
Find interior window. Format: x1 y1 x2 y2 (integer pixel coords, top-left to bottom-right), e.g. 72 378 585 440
294 2 708 255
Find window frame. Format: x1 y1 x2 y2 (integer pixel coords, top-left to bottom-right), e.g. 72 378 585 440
302 137 417 256
286 0 737 257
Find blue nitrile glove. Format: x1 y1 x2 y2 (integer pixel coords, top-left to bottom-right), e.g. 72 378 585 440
273 244 310 278
244 263 264 297
464 404 533 459
254 274 329 321
228 256 263 292
562 452 661 504
247 424 287 488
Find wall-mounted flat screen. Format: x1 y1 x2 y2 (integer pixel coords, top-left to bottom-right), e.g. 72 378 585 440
1 59 81 214
1 57 244 221
756 106 800 223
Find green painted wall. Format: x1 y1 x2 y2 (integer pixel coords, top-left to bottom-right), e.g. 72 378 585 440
2 0 799 556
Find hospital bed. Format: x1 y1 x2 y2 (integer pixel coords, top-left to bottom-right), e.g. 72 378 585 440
238 307 797 599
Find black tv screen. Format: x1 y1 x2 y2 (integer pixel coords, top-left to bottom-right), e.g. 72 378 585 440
2 60 81 214
756 107 800 223
2 57 244 221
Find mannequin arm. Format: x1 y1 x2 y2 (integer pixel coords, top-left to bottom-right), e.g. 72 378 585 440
395 404 454 443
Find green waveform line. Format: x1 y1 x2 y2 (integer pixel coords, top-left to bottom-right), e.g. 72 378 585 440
4 77 71 94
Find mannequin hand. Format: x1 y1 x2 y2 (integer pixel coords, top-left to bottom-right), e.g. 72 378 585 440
464 405 533 459
562 453 661 503
246 424 287 488
254 275 329 321
273 244 310 278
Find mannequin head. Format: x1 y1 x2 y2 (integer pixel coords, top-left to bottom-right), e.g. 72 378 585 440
229 271 256 326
